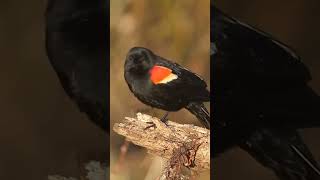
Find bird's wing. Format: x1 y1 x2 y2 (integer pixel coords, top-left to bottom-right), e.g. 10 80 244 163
212 6 311 90
211 6 317 130
153 57 210 102
241 128 320 179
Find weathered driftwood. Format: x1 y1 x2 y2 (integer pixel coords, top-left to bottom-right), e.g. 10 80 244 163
113 113 210 179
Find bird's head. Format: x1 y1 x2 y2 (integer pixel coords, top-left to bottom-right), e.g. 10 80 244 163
125 47 155 76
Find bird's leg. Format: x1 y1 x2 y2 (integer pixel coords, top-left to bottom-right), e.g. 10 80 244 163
160 111 169 124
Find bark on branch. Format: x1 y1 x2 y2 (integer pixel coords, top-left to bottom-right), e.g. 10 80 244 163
113 113 210 179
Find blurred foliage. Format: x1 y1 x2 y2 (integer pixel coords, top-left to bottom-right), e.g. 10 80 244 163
110 0 210 179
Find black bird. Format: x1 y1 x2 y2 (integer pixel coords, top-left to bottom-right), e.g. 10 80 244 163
212 5 320 180
45 0 109 131
124 47 210 128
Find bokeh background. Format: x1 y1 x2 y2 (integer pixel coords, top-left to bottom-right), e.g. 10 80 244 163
214 1 320 180
0 1 107 180
110 0 210 179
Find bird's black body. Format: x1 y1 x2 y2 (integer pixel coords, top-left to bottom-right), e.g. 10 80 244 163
124 47 210 128
212 5 320 179
45 0 109 131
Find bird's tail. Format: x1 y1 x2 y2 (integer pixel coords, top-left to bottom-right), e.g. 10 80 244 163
241 128 320 180
186 102 210 128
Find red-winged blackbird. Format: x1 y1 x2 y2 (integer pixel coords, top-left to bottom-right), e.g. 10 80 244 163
45 0 109 131
212 5 320 179
124 47 210 128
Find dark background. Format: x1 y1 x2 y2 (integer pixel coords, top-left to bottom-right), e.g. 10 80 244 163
214 1 320 180
0 1 107 179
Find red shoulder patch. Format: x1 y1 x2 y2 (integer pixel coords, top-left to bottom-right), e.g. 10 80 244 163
149 66 177 84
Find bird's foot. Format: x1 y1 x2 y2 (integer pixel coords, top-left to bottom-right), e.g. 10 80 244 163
144 112 170 130
144 121 156 130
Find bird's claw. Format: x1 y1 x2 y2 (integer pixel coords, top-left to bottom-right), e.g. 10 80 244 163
144 121 156 130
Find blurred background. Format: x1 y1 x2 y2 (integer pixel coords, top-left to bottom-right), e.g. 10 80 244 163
110 0 210 179
0 1 107 179
214 1 320 180
2 0 319 179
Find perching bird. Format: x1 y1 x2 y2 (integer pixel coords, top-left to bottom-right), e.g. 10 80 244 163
124 47 210 128
45 0 109 131
212 5 320 180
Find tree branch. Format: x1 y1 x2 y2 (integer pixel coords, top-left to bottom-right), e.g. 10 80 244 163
113 113 210 179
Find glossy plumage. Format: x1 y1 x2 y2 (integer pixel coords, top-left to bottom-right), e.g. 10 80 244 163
212 5 320 179
124 47 210 128
45 0 109 131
